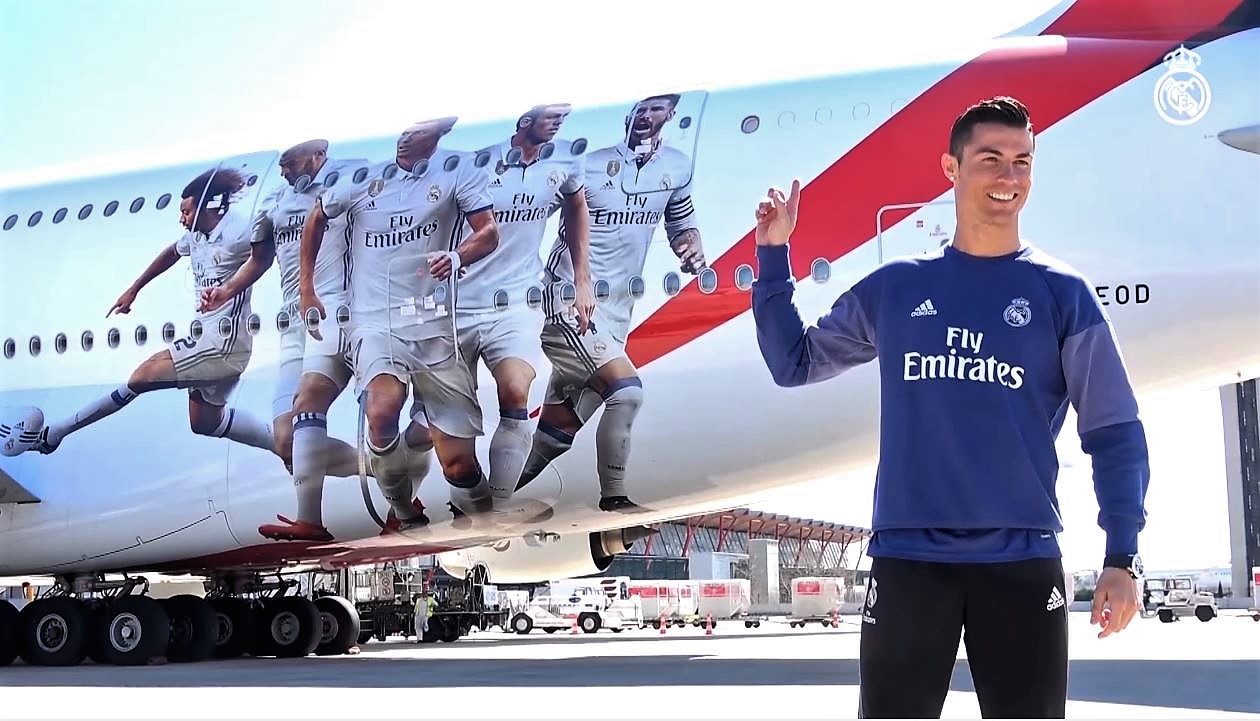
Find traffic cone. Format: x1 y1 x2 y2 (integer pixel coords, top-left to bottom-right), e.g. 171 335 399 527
570 614 580 635
705 613 713 636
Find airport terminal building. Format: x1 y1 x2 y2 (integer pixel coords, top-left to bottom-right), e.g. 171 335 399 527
603 508 871 601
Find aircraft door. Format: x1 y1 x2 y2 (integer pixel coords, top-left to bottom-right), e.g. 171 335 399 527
619 90 708 197
876 200 955 263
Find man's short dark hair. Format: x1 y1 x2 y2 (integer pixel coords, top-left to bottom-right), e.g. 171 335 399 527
636 93 681 110
948 96 1033 159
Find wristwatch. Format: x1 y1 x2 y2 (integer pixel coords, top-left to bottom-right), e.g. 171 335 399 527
1104 553 1143 579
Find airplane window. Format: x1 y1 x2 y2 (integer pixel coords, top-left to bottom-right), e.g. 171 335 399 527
594 279 610 302
525 286 543 310
680 116 693 130
474 151 491 168
28 336 41 357
853 103 870 120
156 193 172 210
134 325 148 346
3 338 14 359
506 147 523 166
443 155 460 172
698 267 718 294
382 164 399 180
3 215 17 231
80 330 94 352
325 171 340 187
778 112 796 128
571 138 588 155
353 167 369 184
628 275 645 299
560 281 576 306
336 304 351 328
130 197 144 213
741 116 760 134
493 290 509 312
810 258 832 283
107 328 121 348
815 107 833 124
276 311 291 333
54 333 67 354
189 319 203 341
735 264 755 291
246 174 258 187
104 200 119 217
27 211 43 228
539 143 555 160
433 284 447 305
161 322 176 343
304 307 320 331
410 160 429 177
78 204 93 220
218 317 234 339
246 313 261 336
53 207 67 224
663 272 681 296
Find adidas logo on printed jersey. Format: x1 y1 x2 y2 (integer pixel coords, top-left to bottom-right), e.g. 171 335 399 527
910 299 938 317
601 179 615 190
1046 586 1065 611
490 177 503 187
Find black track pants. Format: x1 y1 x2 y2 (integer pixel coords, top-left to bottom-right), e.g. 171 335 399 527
857 556 1070 718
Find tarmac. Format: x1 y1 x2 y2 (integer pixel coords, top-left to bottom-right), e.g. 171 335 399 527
1 610 1257 719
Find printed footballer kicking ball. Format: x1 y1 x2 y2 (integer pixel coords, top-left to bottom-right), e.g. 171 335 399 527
0 406 44 457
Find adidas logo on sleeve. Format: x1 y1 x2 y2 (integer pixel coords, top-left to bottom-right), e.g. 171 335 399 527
1046 586 1066 611
910 299 938 317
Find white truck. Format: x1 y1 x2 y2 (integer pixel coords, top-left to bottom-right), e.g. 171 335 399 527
508 578 643 634
1143 576 1218 623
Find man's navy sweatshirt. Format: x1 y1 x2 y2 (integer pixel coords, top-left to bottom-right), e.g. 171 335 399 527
752 242 1150 563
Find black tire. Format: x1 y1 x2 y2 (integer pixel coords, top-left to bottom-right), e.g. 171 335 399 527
544 627 558 633
0 600 19 667
1158 609 1174 623
510 613 533 635
161 595 217 663
357 629 375 645
441 619 462 643
255 596 321 658
209 597 254 659
19 597 91 666
579 613 601 634
314 596 360 656
96 596 170 666
1195 605 1215 622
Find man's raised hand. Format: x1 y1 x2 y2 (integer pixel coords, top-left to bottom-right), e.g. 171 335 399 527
755 178 802 247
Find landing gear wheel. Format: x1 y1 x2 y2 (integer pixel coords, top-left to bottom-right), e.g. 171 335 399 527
254 596 321 658
160 595 217 663
441 619 462 643
96 596 170 666
19 597 91 666
314 596 360 656
579 613 601 634
0 600 19 666
510 613 533 635
209 597 254 659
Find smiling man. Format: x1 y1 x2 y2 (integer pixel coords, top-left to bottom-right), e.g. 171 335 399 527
751 96 1150 718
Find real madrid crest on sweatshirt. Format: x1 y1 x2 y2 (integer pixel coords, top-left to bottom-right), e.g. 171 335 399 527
752 242 1150 563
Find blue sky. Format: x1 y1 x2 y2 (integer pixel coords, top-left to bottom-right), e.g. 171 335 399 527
0 0 1241 573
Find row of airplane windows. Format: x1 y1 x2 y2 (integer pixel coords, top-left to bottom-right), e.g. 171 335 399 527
1 102 905 233
0 260 836 360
